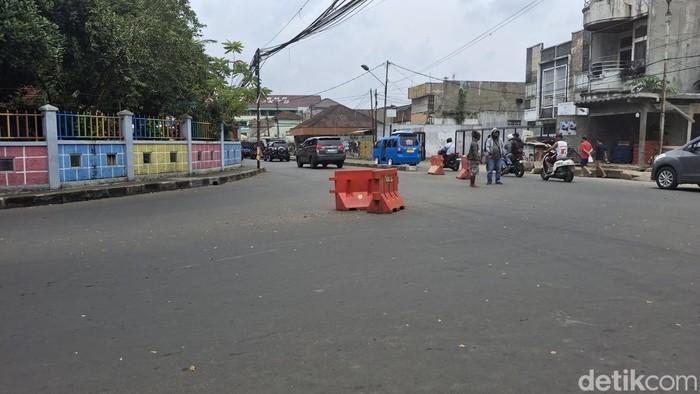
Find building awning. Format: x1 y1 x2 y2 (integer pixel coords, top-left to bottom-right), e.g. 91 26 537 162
654 102 695 123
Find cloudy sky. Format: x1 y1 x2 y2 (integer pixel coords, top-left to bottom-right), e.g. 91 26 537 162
188 0 585 109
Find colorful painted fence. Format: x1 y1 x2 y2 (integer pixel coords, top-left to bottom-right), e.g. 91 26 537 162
0 144 49 187
1 106 243 191
59 143 127 182
0 111 44 141
134 143 188 175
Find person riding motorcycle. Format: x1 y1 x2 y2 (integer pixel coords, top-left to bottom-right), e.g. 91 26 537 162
544 133 568 173
441 138 456 157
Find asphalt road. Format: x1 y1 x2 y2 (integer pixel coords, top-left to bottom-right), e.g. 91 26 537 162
1 161 698 393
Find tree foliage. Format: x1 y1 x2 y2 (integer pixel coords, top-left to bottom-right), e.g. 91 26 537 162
0 0 264 125
626 75 678 95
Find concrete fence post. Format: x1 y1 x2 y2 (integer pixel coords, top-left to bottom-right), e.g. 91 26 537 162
220 123 225 171
181 115 193 175
118 110 135 181
40 104 60 189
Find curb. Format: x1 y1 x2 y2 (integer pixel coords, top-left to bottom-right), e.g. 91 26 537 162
0 168 266 209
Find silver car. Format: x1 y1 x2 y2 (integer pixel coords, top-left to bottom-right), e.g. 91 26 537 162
651 136 700 189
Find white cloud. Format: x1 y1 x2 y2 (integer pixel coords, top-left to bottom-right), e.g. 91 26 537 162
188 0 584 108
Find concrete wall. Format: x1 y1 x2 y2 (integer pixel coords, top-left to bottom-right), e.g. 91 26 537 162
648 0 700 93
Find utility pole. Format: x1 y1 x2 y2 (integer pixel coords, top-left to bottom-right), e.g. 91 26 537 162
659 0 672 155
375 89 379 141
369 89 375 143
382 60 389 138
254 49 261 170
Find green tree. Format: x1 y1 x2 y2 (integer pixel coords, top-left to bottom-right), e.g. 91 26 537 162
0 0 64 107
1 0 265 127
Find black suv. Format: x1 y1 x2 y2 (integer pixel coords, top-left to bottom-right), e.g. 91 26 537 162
263 141 291 162
296 136 345 168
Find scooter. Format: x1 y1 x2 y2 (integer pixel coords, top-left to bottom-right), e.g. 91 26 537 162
540 151 575 182
501 153 525 177
437 148 460 171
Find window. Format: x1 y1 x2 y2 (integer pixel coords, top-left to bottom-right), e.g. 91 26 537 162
635 25 647 38
540 58 568 118
0 158 13 172
143 152 152 164
107 153 117 166
399 135 417 146
197 151 203 161
210 151 215 160
620 36 633 66
170 152 177 163
70 154 81 168
526 83 537 98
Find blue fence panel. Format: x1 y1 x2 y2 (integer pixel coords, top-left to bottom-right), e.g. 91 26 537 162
223 142 242 166
59 143 127 182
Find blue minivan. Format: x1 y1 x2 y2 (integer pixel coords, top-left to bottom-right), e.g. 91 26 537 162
373 131 422 166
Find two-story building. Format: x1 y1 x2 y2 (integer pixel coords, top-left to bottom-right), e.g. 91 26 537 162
525 0 700 166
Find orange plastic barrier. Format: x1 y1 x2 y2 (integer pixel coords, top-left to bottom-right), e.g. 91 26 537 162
456 155 471 179
428 155 445 175
367 168 406 214
329 170 374 210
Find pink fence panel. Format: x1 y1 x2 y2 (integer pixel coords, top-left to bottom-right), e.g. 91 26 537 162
191 143 221 170
0 145 49 187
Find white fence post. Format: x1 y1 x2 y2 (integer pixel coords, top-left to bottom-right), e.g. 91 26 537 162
181 115 193 175
220 123 225 171
118 110 135 181
40 104 60 189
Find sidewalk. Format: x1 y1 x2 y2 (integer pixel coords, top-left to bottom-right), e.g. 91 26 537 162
0 165 265 209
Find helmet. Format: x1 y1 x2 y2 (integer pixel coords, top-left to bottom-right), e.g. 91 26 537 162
507 133 514 141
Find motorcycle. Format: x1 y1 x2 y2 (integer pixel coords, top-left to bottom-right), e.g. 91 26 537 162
501 153 525 177
540 151 575 182
437 148 460 171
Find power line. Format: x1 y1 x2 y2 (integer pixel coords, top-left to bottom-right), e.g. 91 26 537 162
262 0 312 49
420 0 545 73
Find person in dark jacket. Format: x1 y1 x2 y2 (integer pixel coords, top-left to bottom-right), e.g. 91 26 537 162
467 130 481 187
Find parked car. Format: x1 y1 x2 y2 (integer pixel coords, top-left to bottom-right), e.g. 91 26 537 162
296 136 346 168
263 141 291 162
651 136 700 189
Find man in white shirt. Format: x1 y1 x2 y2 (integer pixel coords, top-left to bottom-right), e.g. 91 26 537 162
545 133 568 173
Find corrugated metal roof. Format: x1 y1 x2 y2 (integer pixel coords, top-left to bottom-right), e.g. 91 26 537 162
248 95 322 110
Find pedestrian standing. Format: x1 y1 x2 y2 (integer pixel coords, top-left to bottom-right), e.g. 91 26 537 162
594 138 608 178
484 128 504 185
580 136 594 177
467 130 481 188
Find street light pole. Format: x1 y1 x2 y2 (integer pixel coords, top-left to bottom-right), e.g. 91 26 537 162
361 62 390 138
